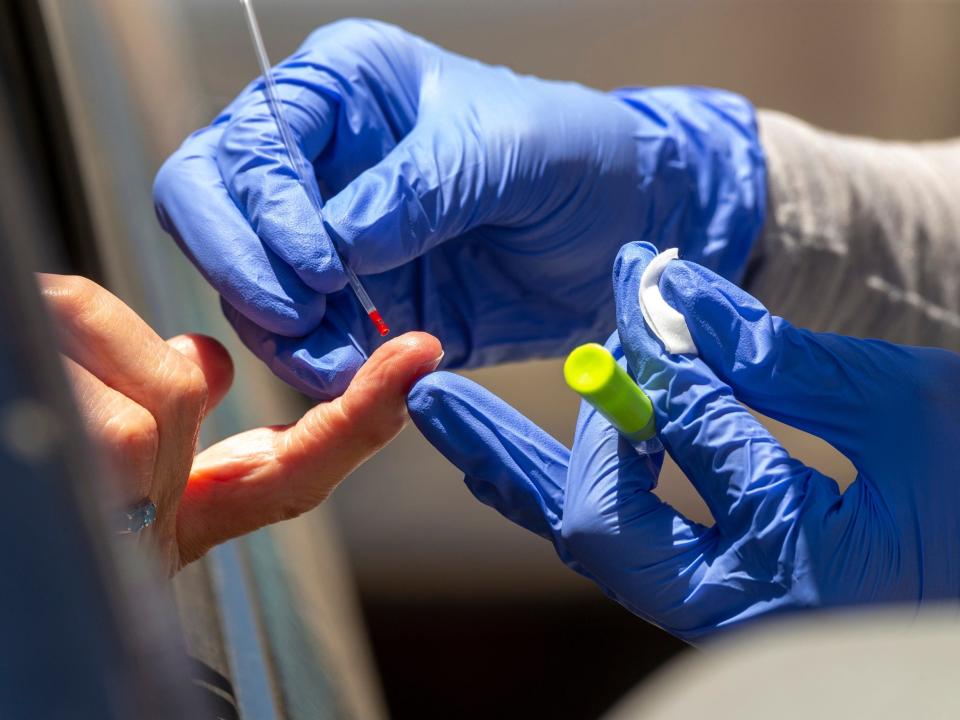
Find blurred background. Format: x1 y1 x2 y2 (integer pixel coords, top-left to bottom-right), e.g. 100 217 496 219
29 0 960 717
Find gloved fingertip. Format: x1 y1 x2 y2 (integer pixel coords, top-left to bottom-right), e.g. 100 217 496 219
612 241 658 283
407 371 565 541
656 261 711 335
406 371 457 421
613 242 658 328
220 298 275 351
287 343 365 401
305 233 349 294
658 259 770 356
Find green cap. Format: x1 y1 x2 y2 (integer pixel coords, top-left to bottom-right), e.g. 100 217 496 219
563 343 656 442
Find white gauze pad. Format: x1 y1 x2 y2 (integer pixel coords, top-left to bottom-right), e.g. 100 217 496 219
638 248 698 355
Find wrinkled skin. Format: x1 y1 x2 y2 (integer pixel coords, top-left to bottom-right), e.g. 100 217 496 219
41 273 441 575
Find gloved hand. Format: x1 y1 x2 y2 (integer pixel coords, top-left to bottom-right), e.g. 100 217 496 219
408 241 960 641
154 19 765 398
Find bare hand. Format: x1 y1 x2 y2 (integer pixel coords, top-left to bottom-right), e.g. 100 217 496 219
40 274 442 574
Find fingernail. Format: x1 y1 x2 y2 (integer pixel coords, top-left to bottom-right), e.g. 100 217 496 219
419 351 445 375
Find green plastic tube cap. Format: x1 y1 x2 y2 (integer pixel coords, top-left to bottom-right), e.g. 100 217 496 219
563 343 656 442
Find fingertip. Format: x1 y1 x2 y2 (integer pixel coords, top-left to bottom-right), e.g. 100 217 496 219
366 331 444 387
310 237 348 294
612 243 658 323
341 332 444 423
278 336 443 472
372 331 443 364
167 333 235 410
405 371 566 540
660 257 757 308
406 372 499 450
612 241 656 329
406 370 458 419
613 241 658 278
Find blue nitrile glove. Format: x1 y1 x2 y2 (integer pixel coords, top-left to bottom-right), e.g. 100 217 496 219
154 19 765 398
408 241 960 642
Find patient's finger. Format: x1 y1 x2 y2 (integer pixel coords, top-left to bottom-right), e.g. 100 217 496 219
40 274 208 571
166 333 235 414
64 357 157 506
176 331 442 566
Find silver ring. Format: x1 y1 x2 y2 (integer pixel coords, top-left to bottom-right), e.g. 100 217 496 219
115 498 157 535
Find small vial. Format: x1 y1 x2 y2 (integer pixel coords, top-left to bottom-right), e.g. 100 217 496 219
563 343 660 454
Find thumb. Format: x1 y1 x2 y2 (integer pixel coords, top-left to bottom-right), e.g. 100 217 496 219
175 331 442 568
322 122 489 275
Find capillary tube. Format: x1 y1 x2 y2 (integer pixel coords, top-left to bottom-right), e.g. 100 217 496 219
239 0 389 336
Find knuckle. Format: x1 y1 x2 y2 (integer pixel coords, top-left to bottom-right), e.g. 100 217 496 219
314 17 400 45
304 19 413 69
273 498 311 524
102 405 159 462
258 482 324 526
558 500 605 558
326 399 401 452
559 518 582 550
153 138 211 203
169 362 209 417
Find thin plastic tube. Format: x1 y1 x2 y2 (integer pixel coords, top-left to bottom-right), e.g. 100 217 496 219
238 0 389 337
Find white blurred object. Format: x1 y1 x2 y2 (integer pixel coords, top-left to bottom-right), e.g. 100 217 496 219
605 608 960 720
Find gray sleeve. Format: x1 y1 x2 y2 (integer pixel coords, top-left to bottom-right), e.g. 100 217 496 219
744 110 960 351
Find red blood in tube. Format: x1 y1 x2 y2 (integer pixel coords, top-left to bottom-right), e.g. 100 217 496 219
369 310 390 337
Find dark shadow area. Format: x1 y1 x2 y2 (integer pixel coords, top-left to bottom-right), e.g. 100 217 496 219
188 658 240 720
362 595 688 720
